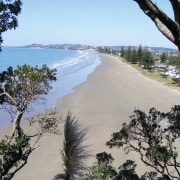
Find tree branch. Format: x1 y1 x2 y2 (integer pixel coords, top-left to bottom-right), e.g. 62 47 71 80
169 0 180 26
134 0 180 50
9 148 33 179
0 92 18 107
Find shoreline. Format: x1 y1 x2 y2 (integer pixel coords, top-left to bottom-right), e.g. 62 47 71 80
2 53 180 179
0 50 101 128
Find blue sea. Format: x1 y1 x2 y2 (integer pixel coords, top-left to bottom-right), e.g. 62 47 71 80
0 47 101 127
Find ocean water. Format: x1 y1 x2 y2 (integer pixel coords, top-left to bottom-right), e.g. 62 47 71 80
0 47 101 126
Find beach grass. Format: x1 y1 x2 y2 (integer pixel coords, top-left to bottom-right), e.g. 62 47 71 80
120 57 180 90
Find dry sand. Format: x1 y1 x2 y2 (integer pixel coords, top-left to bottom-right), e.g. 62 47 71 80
2 53 180 179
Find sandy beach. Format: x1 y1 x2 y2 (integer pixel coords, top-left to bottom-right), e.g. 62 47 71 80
2 53 180 179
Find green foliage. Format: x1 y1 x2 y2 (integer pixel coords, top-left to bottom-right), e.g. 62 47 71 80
136 45 143 63
96 152 114 164
116 160 139 180
172 77 180 85
0 64 57 109
140 171 158 180
166 53 180 68
124 46 132 62
89 153 173 180
89 163 116 180
160 73 169 78
160 52 167 63
0 129 31 179
141 49 154 70
120 46 125 57
107 106 180 179
165 105 180 138
122 45 154 69
0 65 58 179
89 152 117 180
89 154 140 179
146 145 173 163
0 0 22 49
131 49 137 64
97 47 112 54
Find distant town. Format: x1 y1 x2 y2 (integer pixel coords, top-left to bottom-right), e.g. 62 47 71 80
5 43 93 50
4 43 178 53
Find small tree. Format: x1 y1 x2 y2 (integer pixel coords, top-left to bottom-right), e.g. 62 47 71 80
116 160 139 180
131 49 137 64
0 64 59 179
120 46 125 57
125 46 132 62
141 49 154 70
160 52 167 63
89 152 117 180
136 45 143 64
53 113 90 180
0 0 22 50
106 106 180 179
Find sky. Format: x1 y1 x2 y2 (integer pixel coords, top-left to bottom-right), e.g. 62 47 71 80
2 0 177 49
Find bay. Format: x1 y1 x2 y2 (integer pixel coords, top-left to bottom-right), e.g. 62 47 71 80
0 47 101 127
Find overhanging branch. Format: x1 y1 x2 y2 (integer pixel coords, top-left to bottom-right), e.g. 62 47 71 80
169 0 180 26
0 92 18 107
134 0 180 50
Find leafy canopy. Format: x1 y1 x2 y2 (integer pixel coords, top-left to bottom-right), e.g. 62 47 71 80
0 64 57 110
0 64 58 179
107 106 180 179
0 0 22 49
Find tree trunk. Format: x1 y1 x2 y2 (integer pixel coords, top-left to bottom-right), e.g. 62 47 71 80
8 110 24 144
